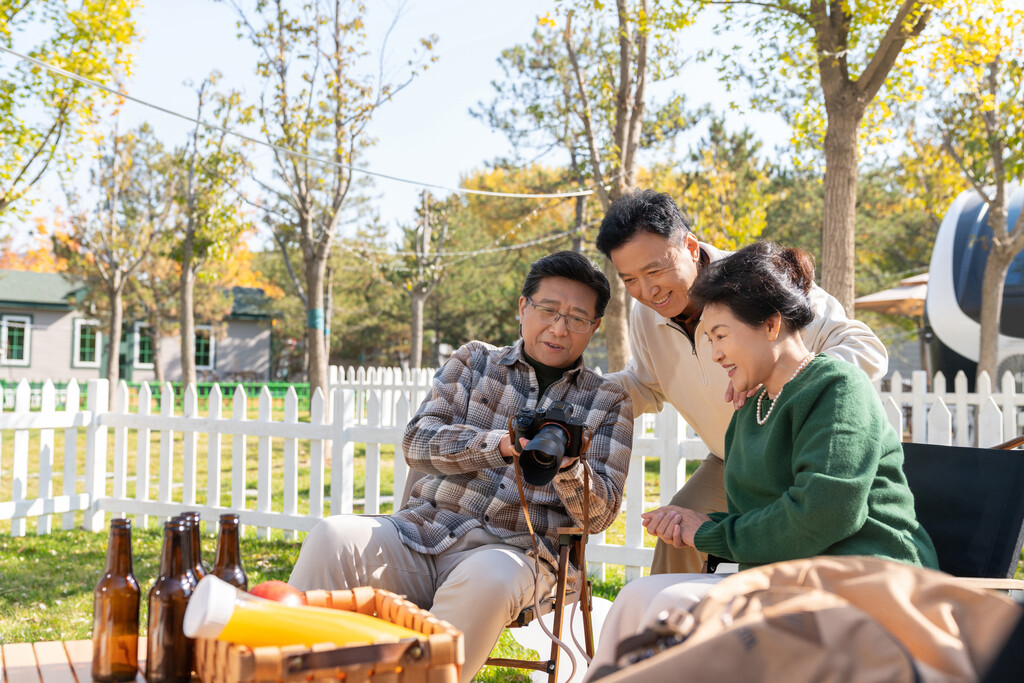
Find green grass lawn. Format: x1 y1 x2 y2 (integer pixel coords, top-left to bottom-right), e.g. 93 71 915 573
0 524 627 682
1 396 677 681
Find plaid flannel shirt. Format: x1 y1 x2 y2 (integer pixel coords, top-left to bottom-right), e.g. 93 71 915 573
393 340 633 570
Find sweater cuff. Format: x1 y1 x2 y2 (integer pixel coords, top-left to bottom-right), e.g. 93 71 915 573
693 520 728 557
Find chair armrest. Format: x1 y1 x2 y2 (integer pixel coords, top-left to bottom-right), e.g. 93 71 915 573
954 577 1024 592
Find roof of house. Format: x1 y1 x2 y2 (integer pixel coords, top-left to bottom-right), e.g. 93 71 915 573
0 269 88 310
0 270 273 320
229 286 272 320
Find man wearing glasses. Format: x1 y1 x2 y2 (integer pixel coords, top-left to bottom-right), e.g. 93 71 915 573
289 250 633 683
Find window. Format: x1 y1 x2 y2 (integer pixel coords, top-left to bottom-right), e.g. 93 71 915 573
1 314 31 366
195 325 215 370
134 322 155 369
73 319 102 368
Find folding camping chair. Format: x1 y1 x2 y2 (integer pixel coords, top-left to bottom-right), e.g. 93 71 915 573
703 440 1024 590
397 469 595 683
900 441 1024 591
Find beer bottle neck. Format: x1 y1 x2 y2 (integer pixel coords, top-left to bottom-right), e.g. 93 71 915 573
159 526 187 577
191 522 205 572
105 526 133 575
215 524 241 568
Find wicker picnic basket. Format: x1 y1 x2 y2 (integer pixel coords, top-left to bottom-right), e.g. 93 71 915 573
193 587 464 683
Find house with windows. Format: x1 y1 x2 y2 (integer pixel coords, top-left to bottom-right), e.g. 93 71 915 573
0 269 273 385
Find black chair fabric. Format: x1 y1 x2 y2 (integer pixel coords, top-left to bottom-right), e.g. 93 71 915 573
981 609 1024 682
901 442 1024 579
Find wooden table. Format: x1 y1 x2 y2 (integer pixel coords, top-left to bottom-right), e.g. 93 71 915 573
1 639 147 683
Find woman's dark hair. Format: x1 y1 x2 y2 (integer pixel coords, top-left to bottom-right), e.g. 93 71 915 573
690 242 815 332
522 251 611 318
596 189 693 256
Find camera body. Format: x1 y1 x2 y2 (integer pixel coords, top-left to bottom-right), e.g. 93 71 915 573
512 400 586 486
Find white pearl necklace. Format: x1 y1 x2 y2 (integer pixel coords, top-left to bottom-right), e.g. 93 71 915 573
755 353 816 426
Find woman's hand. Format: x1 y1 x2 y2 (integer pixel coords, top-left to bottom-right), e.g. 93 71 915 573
641 505 712 548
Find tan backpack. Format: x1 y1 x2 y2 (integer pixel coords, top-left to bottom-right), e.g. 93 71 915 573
592 556 1022 683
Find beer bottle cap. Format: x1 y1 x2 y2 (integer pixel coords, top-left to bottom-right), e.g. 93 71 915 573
183 575 238 639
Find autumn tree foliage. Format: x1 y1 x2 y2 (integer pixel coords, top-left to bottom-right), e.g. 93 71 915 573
700 0 936 313
0 218 67 272
644 118 770 252
923 0 1024 380
0 0 140 220
57 125 170 402
479 2 696 370
232 0 436 396
166 75 252 388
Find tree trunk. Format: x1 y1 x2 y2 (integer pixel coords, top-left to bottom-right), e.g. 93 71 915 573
603 261 632 371
409 290 425 370
572 194 586 252
433 296 443 367
105 283 123 410
602 173 633 371
150 309 164 385
180 247 197 389
325 265 333 359
304 256 329 397
977 248 1012 383
820 105 863 315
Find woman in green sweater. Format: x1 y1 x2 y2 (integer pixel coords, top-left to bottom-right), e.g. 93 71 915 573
583 242 937 681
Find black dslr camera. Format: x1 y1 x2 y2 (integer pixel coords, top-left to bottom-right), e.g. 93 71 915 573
512 400 586 486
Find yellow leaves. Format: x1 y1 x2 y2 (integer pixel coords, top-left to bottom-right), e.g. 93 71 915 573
1 0 141 216
538 13 558 28
923 0 1024 187
0 218 69 273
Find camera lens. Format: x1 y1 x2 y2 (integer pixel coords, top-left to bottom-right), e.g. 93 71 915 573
520 423 570 486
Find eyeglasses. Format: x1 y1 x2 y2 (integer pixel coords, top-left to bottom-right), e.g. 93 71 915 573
525 296 597 333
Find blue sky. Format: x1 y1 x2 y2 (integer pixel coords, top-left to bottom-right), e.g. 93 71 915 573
12 0 789 248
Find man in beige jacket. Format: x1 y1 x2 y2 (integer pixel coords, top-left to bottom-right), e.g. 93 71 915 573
596 189 888 574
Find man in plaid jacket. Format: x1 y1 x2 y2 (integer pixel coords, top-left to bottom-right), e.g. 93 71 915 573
289 251 634 682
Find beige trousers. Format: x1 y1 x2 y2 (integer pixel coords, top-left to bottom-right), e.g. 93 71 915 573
582 573 725 681
650 453 728 575
288 515 556 683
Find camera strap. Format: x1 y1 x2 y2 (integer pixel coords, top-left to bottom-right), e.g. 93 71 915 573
508 417 596 674
505 418 593 574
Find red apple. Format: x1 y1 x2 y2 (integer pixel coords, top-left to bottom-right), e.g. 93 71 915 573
248 580 307 606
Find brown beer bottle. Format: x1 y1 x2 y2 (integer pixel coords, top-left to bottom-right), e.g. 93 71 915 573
183 511 208 583
146 520 194 683
211 513 248 590
173 515 198 591
92 518 140 682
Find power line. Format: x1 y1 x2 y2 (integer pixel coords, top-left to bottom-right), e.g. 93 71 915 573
342 224 586 260
341 192 595 260
0 45 597 200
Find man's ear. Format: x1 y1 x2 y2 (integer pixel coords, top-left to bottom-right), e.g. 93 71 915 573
684 231 700 261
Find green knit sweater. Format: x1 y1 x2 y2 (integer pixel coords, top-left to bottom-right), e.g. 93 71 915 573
693 355 938 570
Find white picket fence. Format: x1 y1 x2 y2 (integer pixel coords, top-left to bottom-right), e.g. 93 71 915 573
2 367 1024 581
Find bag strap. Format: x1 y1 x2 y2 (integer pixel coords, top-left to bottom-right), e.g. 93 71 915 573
282 638 429 673
613 608 694 664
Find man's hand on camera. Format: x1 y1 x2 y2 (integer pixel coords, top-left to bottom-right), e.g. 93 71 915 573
499 433 529 461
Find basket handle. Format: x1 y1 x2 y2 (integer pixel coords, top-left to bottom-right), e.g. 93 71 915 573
282 637 430 674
